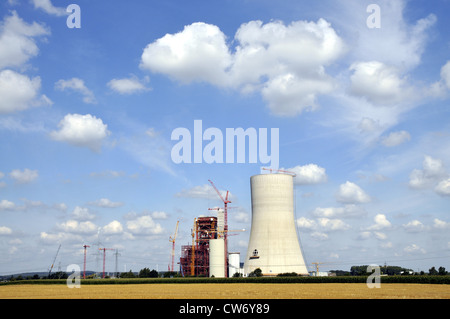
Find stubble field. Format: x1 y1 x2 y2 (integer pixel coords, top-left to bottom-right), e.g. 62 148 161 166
1 283 449 299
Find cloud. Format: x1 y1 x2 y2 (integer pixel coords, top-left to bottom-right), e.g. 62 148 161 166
402 220 426 233
0 11 49 69
409 155 447 189
313 204 367 218
338 1 436 70
126 215 163 236
31 0 67 16
429 61 450 97
433 218 450 230
440 61 450 90
40 231 82 244
285 163 327 185
404 244 426 254
0 69 52 114
55 78 97 104
381 130 411 147
140 22 231 86
102 220 123 235
349 61 414 106
57 220 97 234
50 113 111 152
435 178 450 197
140 19 345 116
107 75 150 94
88 198 123 208
0 226 13 235
151 211 168 220
296 216 350 232
367 214 392 230
336 181 371 204
9 168 38 184
310 232 328 241
296 217 316 229
317 217 350 231
70 206 95 221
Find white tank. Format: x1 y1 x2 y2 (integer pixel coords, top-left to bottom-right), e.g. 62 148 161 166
228 252 241 277
244 174 308 275
209 238 225 277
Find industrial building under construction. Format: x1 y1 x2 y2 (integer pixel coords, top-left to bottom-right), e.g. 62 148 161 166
178 170 309 277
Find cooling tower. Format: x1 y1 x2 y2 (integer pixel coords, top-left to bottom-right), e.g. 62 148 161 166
243 174 308 275
209 238 225 277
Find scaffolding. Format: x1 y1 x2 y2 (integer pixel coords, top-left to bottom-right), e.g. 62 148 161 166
180 216 218 277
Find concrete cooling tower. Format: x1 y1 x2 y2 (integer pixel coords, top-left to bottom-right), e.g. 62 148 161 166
244 173 308 275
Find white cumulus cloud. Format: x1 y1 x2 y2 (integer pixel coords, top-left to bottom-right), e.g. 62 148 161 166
286 163 327 185
0 69 52 114
140 18 345 117
336 181 371 204
102 220 123 235
367 214 392 230
50 113 110 152
0 11 49 69
126 215 163 236
409 155 446 189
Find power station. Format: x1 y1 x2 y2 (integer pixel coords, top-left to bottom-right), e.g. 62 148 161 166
178 171 309 277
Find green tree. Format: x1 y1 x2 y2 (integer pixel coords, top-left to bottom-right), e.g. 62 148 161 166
438 267 447 275
120 270 136 278
149 269 159 278
139 267 151 278
428 266 438 275
249 268 262 277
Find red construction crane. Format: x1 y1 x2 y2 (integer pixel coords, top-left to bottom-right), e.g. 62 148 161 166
169 219 180 272
98 248 115 278
83 244 90 279
208 179 231 277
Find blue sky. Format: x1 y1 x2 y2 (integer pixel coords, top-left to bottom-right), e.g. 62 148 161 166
1 0 450 275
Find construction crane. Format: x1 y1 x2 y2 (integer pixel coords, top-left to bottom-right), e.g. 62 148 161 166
190 219 197 276
83 244 90 279
48 244 61 278
262 167 297 176
98 248 115 278
205 229 246 237
312 262 325 275
208 179 231 277
169 220 180 272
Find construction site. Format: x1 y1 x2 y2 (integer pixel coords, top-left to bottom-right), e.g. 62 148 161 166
176 169 310 278
16 169 313 280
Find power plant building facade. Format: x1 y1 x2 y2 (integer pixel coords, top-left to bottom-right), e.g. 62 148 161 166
244 173 308 275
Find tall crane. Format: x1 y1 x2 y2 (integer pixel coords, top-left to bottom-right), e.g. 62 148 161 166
169 220 180 272
208 179 231 277
98 248 115 278
190 218 197 276
83 244 90 279
312 262 325 275
48 244 61 278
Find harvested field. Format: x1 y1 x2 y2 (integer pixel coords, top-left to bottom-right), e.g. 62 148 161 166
1 283 449 299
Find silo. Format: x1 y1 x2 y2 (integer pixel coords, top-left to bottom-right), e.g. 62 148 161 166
228 252 241 277
209 238 225 277
243 174 308 275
